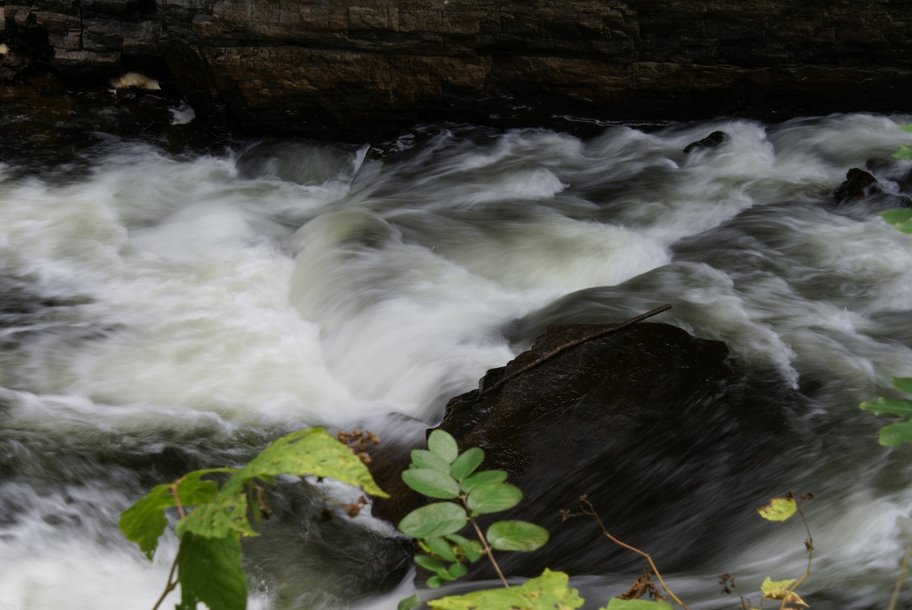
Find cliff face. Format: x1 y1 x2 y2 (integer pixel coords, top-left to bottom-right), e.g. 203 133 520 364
4 0 912 136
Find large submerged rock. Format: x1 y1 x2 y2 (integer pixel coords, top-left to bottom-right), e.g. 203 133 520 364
372 322 794 578
3 1 912 137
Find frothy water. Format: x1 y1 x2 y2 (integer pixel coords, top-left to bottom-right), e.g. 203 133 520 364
3 115 912 609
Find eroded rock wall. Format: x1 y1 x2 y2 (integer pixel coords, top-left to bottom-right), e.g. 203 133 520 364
3 1 911 136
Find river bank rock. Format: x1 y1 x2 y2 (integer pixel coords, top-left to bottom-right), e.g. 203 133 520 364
371 322 794 578
3 1 912 139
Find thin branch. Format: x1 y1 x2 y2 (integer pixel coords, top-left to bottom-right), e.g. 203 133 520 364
782 494 814 609
566 498 690 609
151 547 181 610
480 304 672 397
888 546 912 610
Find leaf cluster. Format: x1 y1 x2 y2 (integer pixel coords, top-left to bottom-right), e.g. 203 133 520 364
118 428 387 610
860 377 912 447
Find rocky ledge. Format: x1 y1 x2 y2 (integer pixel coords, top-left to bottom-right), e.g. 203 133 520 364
3 1 912 139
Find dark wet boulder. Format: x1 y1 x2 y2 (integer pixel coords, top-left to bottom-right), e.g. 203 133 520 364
683 130 728 153
832 167 912 209
371 322 794 579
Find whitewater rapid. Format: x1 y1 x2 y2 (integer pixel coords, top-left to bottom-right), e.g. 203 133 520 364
2 114 912 609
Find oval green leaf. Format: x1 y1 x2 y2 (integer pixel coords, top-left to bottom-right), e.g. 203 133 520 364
447 562 468 580
415 554 447 574
450 448 485 481
467 482 522 515
410 449 453 473
893 377 912 394
879 419 912 447
487 520 549 552
428 429 459 464
446 533 483 563
860 397 912 417
460 469 508 493
423 536 458 562
399 502 467 539
402 468 460 499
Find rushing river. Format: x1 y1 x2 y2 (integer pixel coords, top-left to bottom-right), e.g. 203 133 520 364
2 114 912 609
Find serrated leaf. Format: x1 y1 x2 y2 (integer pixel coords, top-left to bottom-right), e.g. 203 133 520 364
467 482 522 515
460 470 508 493
428 430 459 464
176 492 256 539
879 419 912 447
402 468 460 499
600 599 673 610
224 428 387 498
757 497 797 522
450 448 485 481
487 520 549 552
423 536 458 562
427 569 583 610
399 502 467 539
893 377 912 393
446 534 483 562
118 468 230 559
176 532 246 610
880 208 912 233
411 449 452 473
398 593 421 610
860 396 912 416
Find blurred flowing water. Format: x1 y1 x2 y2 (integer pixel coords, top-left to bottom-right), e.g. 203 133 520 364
3 115 912 609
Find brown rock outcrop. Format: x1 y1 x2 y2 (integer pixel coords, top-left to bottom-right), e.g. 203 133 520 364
4 1 912 139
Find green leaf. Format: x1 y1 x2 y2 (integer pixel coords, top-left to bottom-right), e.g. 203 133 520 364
402 468 461 499
756 496 797 522
466 482 522 515
423 536 458 562
176 533 247 610
893 377 912 394
224 428 387 498
410 449 453 473
460 470 508 493
760 576 795 598
600 600 673 610
487 520 549 552
428 430 459 464
899 124 912 133
399 502 467 539
428 575 445 588
450 448 485 481
860 396 912 416
119 468 230 559
446 534 483 563
447 562 468 580
879 419 912 447
176 493 255 539
427 569 583 610
415 554 448 574
398 593 421 610
893 145 912 161
880 208 912 233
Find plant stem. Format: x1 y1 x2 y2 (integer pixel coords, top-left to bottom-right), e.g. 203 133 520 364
151 547 181 610
569 498 690 609
781 497 814 610
460 497 509 588
888 546 912 610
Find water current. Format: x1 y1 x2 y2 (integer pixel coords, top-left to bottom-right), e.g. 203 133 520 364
3 114 912 609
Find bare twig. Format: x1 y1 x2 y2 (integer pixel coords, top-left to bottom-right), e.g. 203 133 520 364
480 304 672 397
782 493 814 609
888 546 912 610
151 548 181 610
563 497 690 609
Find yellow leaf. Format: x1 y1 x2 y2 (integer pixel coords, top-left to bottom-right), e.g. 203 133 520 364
760 577 795 599
757 497 797 522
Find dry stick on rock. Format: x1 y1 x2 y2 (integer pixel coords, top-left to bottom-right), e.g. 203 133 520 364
480 304 673 398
